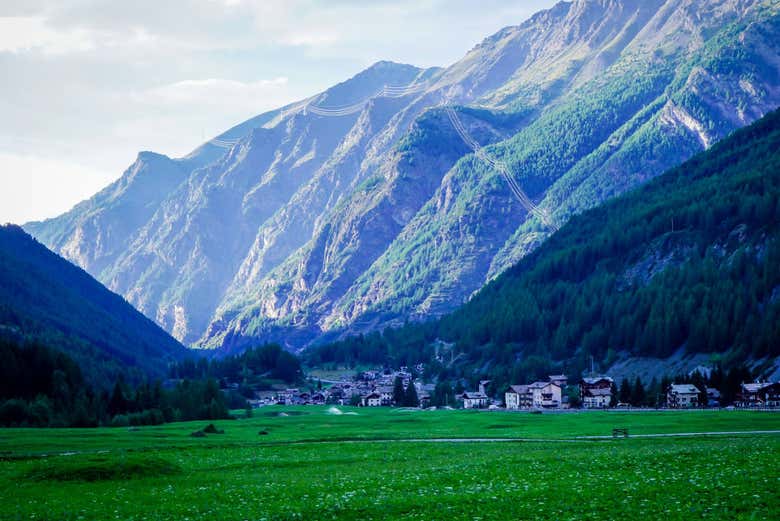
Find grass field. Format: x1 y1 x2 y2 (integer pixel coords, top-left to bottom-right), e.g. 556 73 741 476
1 408 778 520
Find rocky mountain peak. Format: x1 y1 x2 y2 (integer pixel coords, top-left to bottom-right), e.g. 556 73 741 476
24 0 780 350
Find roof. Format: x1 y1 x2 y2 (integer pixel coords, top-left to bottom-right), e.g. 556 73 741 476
462 392 488 400
669 384 700 394
582 376 613 385
363 392 381 399
585 388 612 397
507 385 529 394
532 381 561 389
741 382 780 393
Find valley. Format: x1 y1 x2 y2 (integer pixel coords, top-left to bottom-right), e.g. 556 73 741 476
1 408 778 520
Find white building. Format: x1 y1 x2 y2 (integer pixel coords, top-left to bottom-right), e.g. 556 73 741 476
462 391 489 409
462 380 491 409
505 385 530 409
528 381 562 408
580 377 613 409
362 392 382 407
667 384 701 408
506 377 564 409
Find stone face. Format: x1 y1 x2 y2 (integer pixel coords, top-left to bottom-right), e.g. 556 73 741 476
25 0 780 351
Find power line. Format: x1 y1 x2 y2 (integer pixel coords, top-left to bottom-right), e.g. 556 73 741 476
445 107 558 231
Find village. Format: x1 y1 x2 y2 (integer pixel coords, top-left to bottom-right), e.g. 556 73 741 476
241 366 780 411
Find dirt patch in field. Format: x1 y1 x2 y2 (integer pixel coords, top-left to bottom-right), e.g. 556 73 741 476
25 455 181 482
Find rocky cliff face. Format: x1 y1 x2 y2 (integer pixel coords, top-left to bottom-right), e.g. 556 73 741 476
26 0 780 351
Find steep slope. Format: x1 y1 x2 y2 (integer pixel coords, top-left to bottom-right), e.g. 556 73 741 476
309 107 780 385
326 0 780 333
0 225 186 386
209 0 780 349
24 152 188 275
26 0 780 351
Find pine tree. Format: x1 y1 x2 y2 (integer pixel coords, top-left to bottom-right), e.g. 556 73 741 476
392 376 405 406
619 379 631 404
108 381 127 416
404 381 419 408
631 377 645 406
609 382 618 407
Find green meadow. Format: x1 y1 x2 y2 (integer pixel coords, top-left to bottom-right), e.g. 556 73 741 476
1 408 778 520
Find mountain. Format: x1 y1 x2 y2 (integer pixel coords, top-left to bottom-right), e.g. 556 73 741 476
0 225 186 386
308 107 780 386
25 0 780 351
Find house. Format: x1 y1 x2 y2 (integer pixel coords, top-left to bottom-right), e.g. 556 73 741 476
276 388 300 405
706 388 721 408
580 376 613 409
462 391 489 409
528 381 562 408
667 384 701 408
738 382 780 407
462 381 490 409
311 392 326 405
360 370 380 381
506 376 566 409
362 392 382 407
377 386 394 406
505 385 530 409
549 374 568 388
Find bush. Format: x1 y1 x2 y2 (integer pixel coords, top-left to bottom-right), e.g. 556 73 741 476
0 399 30 427
203 423 224 434
111 415 130 427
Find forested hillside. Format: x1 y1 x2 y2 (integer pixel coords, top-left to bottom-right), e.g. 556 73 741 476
308 108 780 387
0 225 186 387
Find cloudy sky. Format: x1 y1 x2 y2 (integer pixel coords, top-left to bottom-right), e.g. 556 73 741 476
0 0 556 224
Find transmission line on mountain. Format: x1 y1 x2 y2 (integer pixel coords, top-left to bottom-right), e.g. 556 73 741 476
298 80 428 117
444 106 558 231
208 80 557 231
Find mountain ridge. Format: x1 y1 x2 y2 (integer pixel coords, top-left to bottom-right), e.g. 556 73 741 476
24 0 780 352
0 224 187 386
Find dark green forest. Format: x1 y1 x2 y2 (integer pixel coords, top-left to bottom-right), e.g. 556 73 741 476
0 331 229 427
0 225 238 427
172 343 303 387
308 108 780 390
0 225 186 387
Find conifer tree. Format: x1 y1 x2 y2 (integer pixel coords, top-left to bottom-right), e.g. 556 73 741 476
404 381 419 408
392 376 405 406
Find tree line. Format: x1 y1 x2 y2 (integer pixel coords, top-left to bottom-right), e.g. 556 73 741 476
0 333 229 428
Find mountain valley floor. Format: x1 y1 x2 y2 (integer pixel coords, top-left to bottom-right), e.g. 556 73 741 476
1 408 778 520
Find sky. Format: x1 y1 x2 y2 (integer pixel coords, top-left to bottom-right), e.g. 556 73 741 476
0 0 557 224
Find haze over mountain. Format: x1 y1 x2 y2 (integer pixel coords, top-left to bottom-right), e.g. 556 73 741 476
26 0 780 352
0 225 186 386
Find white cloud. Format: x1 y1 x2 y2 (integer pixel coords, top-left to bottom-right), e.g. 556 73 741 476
0 152 114 224
0 16 96 54
0 0 558 223
137 77 290 107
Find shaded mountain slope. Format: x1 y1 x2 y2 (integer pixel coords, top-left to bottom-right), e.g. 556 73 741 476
0 225 186 386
